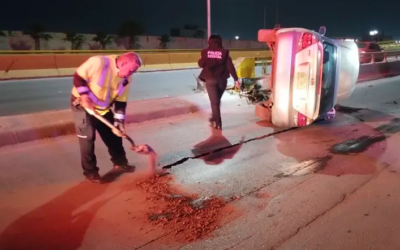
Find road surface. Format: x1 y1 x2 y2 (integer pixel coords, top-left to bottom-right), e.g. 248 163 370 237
0 66 266 117
1 76 400 249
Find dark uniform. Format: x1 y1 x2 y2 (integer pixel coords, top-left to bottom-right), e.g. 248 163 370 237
198 35 238 129
71 54 141 180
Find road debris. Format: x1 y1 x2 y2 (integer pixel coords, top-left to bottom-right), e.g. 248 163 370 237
136 175 227 242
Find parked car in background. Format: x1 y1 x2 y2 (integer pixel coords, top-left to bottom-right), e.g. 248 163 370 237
357 41 385 64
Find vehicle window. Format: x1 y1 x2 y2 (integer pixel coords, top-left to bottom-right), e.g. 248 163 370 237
356 43 367 48
318 42 336 116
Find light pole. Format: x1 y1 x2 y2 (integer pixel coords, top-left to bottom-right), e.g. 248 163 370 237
369 30 378 42
207 0 211 39
235 36 239 40
369 30 378 36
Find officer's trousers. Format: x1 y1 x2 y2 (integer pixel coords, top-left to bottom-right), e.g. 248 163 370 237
71 104 128 176
205 78 228 127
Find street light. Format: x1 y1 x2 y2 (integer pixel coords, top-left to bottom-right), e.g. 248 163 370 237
207 0 211 39
235 36 239 40
369 30 378 36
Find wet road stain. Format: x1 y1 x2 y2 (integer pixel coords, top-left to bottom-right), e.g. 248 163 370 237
335 105 365 114
329 109 400 155
375 118 400 134
275 155 333 178
335 105 367 122
329 135 386 154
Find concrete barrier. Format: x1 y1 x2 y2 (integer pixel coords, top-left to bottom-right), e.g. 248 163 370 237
1 60 400 148
358 61 400 82
0 94 209 147
0 51 272 70
0 50 271 80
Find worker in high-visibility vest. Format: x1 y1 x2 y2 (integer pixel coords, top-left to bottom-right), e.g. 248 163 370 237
71 52 142 184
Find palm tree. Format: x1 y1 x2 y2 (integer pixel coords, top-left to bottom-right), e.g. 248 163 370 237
158 34 171 49
92 31 113 50
63 31 85 50
117 20 145 49
23 24 52 50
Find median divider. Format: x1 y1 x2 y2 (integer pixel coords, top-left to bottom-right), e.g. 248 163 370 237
0 50 272 80
0 63 201 80
358 61 400 82
0 58 269 80
0 94 213 148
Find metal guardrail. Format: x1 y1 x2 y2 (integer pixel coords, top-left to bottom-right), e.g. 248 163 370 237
360 50 400 64
0 48 269 55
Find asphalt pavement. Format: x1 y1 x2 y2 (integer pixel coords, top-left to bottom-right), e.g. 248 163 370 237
0 66 265 117
1 76 400 249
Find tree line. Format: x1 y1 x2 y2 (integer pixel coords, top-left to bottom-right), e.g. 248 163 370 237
0 21 174 50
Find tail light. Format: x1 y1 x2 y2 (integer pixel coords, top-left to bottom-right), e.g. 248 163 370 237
298 33 318 51
297 113 308 126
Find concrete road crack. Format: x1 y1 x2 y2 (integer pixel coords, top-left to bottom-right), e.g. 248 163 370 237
162 127 297 170
144 106 380 248
161 104 370 171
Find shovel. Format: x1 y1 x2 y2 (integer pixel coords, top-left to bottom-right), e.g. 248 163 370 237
86 108 158 174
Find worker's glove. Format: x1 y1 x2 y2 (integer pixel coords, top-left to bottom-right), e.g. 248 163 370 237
235 80 241 89
113 111 126 134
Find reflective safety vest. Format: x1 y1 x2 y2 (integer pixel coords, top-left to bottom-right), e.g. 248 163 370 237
72 56 130 115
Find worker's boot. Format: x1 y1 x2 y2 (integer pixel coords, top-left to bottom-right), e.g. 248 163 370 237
86 173 102 184
113 163 136 172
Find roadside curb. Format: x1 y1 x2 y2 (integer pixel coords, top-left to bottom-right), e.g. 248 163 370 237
0 94 210 148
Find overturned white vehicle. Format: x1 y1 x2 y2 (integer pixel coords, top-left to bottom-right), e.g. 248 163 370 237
245 26 360 128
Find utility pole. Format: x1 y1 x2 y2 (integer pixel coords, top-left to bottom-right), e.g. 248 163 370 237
207 0 211 39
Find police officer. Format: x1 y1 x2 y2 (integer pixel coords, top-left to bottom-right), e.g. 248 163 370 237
71 52 142 184
198 35 240 130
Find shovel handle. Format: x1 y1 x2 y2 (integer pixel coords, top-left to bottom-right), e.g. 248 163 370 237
86 109 116 130
85 108 136 147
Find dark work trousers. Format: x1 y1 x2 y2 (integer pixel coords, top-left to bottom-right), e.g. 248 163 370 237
71 104 128 176
205 78 228 126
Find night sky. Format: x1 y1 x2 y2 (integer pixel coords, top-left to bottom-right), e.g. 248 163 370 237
1 0 399 40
